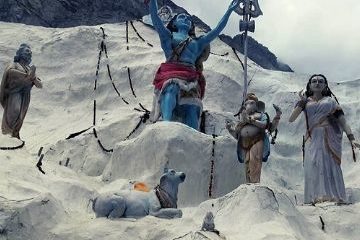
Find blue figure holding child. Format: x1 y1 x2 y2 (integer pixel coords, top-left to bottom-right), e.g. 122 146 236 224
147 0 240 130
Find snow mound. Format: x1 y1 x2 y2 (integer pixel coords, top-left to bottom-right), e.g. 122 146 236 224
197 184 326 240
102 122 244 206
0 20 359 240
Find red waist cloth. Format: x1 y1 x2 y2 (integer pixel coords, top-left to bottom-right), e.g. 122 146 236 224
153 62 206 99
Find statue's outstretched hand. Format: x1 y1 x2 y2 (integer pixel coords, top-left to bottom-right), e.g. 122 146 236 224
229 0 240 11
298 90 306 101
272 104 282 116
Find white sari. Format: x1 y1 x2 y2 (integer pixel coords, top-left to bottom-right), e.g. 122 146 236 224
303 96 346 203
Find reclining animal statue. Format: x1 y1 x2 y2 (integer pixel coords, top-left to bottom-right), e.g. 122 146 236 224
92 168 186 219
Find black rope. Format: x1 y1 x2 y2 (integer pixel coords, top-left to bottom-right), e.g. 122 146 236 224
232 46 246 117
94 49 102 90
127 67 137 98
66 127 92 140
106 64 129 104
319 216 325 231
65 158 70 167
92 127 98 138
172 232 192 240
124 112 150 140
93 100 97 125
65 26 149 155
234 103 245 117
129 21 154 47
138 103 150 112
208 134 217 198
247 68 259 87
0 196 35 202
37 146 43 157
93 128 113 153
232 47 245 70
99 27 109 57
36 154 45 174
126 21 129 50
0 140 25 150
97 139 113 153
210 51 229 57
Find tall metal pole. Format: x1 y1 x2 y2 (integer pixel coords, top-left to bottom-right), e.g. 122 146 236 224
235 0 263 115
243 13 249 105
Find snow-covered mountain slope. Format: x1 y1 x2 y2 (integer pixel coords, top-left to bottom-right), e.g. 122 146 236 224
0 21 359 240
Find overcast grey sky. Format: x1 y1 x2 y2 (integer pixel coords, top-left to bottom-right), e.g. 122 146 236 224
172 0 360 82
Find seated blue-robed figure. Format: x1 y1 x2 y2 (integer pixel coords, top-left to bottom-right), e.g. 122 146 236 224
149 0 240 130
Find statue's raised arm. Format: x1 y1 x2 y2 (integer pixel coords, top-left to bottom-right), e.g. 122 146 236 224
197 0 240 49
149 0 239 130
148 0 171 41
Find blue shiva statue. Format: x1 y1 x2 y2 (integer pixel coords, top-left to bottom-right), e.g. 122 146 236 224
148 0 240 130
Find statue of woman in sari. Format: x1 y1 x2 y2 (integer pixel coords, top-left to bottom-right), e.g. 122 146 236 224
0 44 42 139
147 0 240 130
289 74 359 204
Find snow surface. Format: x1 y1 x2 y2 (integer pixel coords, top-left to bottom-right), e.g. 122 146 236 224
0 21 359 240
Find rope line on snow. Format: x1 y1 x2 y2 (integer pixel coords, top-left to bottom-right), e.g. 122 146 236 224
105 64 129 104
0 195 36 203
92 128 113 153
124 109 150 141
37 146 43 156
210 51 229 57
36 154 45 174
94 29 107 91
171 232 192 240
0 140 25 150
319 216 325 231
65 26 151 153
129 21 154 47
126 21 130 50
127 67 137 98
66 127 92 140
231 47 245 70
208 134 218 198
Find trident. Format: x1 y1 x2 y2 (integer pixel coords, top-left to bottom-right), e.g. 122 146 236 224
234 0 263 115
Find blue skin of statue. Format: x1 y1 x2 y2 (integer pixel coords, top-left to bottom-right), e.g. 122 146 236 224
149 0 239 129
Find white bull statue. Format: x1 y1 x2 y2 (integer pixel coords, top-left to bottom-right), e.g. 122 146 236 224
92 169 186 219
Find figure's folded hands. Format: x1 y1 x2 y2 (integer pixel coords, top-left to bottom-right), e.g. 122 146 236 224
28 65 36 81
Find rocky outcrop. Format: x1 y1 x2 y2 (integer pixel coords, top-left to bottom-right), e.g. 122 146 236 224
0 0 148 27
220 33 293 72
0 0 291 72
